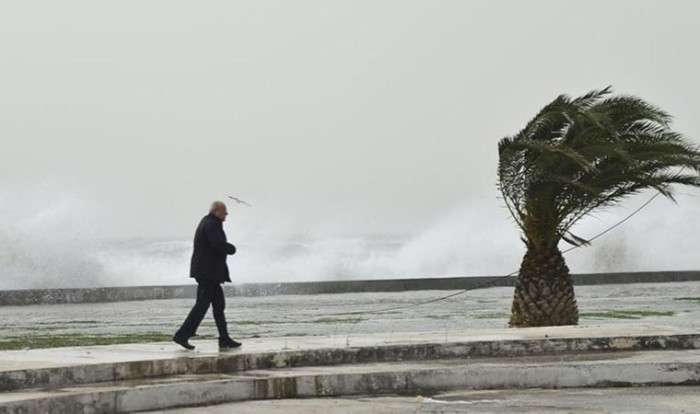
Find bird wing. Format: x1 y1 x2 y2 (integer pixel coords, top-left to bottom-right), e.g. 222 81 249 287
227 195 252 207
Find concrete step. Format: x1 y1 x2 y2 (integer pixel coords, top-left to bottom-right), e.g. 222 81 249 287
142 386 700 414
0 373 253 414
1 325 698 392
1 349 699 413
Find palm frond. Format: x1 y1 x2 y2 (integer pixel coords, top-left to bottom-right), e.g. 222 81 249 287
498 87 700 250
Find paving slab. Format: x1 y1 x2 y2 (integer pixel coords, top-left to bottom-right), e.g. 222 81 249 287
2 324 699 392
1 324 699 392
0 324 691 370
2 349 700 413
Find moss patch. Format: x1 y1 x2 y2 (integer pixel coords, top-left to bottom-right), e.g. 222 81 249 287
0 333 178 350
423 314 453 320
205 318 368 325
675 297 700 303
473 312 509 319
311 317 367 324
580 310 675 320
35 320 102 325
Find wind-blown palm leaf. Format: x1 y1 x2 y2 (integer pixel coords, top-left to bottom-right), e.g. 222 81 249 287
498 87 700 249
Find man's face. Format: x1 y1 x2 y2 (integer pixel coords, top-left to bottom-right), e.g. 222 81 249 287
214 206 228 222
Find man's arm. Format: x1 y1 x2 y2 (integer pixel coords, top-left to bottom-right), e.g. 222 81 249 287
204 220 236 255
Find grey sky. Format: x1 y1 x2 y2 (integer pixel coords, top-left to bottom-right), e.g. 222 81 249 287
1 0 699 245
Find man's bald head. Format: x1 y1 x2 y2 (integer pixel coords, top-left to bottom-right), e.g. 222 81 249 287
209 201 228 221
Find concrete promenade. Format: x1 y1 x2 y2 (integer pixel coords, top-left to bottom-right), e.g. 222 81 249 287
2 270 699 306
3 281 700 352
1 325 699 412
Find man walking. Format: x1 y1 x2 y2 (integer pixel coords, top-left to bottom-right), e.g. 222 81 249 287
173 201 241 350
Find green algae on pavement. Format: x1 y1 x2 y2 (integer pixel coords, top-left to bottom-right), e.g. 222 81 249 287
675 297 700 303
0 333 179 350
580 310 675 320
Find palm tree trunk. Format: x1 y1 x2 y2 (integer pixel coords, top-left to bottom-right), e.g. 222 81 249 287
509 247 579 327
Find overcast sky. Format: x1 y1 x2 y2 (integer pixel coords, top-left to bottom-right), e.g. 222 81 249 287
1 0 699 245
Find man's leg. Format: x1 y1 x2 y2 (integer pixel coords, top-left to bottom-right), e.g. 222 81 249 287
212 284 241 349
175 282 213 340
211 283 229 339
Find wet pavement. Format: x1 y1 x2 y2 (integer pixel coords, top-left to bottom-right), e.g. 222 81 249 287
1 281 699 349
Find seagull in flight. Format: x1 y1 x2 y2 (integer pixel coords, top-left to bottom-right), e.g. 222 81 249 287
227 195 252 207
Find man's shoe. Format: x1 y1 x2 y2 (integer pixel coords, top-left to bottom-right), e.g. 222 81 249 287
173 335 195 350
219 337 242 350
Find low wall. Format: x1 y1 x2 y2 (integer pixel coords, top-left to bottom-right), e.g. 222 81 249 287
1 270 699 307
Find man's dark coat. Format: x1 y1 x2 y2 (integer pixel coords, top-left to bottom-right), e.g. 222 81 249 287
190 214 236 283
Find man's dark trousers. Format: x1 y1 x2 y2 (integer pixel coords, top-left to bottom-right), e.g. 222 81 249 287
175 279 228 339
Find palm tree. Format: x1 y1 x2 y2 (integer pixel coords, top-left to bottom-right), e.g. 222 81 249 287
498 87 700 327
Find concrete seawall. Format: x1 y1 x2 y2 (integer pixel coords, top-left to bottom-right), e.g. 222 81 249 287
1 270 699 307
